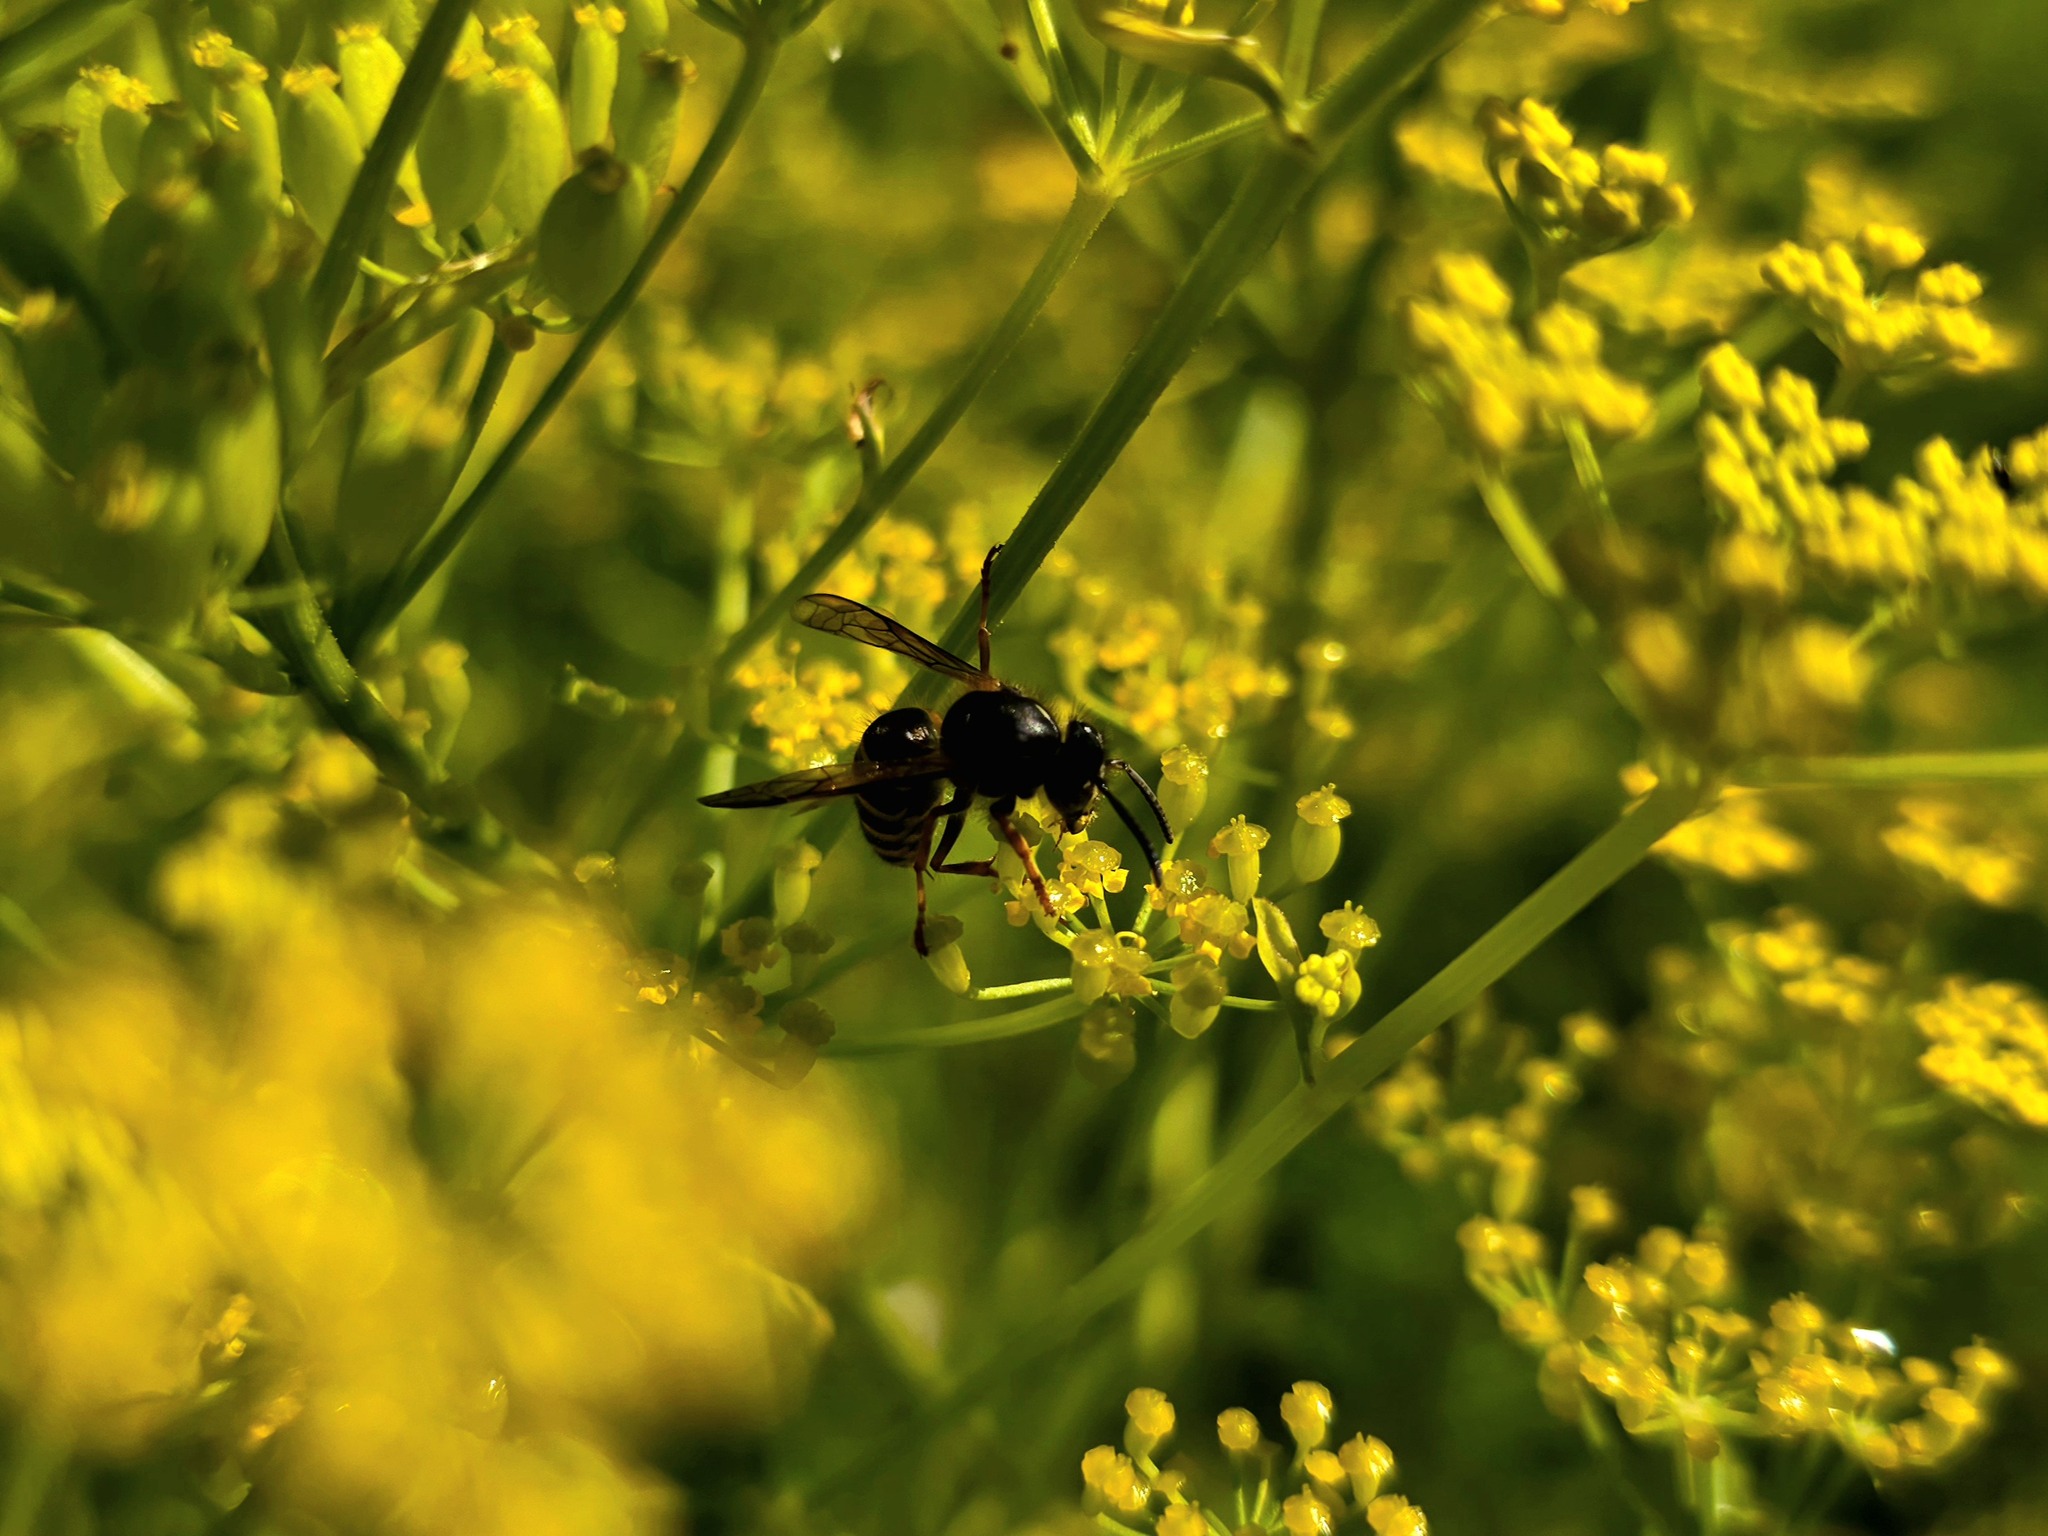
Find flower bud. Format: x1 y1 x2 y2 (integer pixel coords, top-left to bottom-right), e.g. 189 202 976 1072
921 914 970 995
1293 951 1360 1023
1291 782 1352 883
493 66 567 232
1123 1387 1175 1458
1208 814 1268 901
1076 1001 1136 1084
615 49 689 189
1070 928 1115 1005
1216 1407 1261 1453
418 57 513 238
720 915 782 973
1339 1434 1395 1505
1318 902 1380 954
772 840 823 927
1158 743 1207 832
781 920 834 988
1167 956 1225 1039
279 66 362 238
536 146 649 318
568 4 625 153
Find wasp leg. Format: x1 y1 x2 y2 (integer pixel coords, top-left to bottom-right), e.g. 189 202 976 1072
911 808 940 955
930 797 998 880
977 543 1003 674
991 802 1055 918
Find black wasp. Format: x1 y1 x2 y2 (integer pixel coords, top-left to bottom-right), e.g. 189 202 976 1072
700 546 1173 954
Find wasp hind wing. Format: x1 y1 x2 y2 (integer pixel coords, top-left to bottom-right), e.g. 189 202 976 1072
698 756 950 809
793 593 993 687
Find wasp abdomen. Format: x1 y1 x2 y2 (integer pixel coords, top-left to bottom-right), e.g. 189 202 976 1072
854 707 946 867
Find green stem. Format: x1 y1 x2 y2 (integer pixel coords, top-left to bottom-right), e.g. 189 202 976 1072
349 35 784 657
1474 466 1656 730
713 180 1118 675
1734 747 2048 787
812 781 1699 1498
827 993 1088 1055
0 0 138 104
1121 109 1265 180
910 0 1493 693
1281 0 1328 94
308 0 477 338
969 975 1075 1001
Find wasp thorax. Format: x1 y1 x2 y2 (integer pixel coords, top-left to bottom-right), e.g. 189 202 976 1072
940 689 1060 800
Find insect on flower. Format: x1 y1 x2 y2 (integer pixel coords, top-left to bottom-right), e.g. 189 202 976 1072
701 546 1173 953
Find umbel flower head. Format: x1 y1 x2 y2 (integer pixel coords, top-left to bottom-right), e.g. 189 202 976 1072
1081 1383 1425 1534
1407 254 1652 459
1478 98 1693 274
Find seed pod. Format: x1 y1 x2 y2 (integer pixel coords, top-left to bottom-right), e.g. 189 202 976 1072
211 64 283 210
417 57 513 238
337 22 406 143
614 49 687 189
333 394 463 580
137 101 208 193
609 0 668 136
486 12 559 89
11 291 108 472
919 915 971 995
1074 0 1296 136
205 0 306 71
0 399 77 585
63 74 126 216
72 391 220 631
772 840 823 928
567 4 624 152
82 67 154 194
493 65 567 232
279 65 362 239
10 127 98 271
191 351 281 581
535 146 647 318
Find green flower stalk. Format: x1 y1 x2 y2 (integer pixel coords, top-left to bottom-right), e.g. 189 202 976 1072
537 144 649 318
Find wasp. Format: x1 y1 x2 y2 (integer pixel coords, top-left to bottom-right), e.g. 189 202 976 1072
700 547 1173 953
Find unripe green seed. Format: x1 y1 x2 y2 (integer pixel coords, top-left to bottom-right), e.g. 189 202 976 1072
64 76 125 216
192 355 281 582
493 66 567 232
486 13 559 89
279 65 362 239
138 101 208 193
211 68 283 211
418 57 513 238
614 49 688 190
11 128 98 270
0 392 76 583
11 291 108 472
567 4 624 152
337 22 406 144
74 66 153 194
610 0 668 137
536 146 648 318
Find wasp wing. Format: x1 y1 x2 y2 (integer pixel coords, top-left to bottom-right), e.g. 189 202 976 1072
794 593 993 687
699 755 951 809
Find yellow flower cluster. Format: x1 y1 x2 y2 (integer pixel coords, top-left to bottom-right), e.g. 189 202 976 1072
1627 765 1813 882
1478 98 1693 269
628 314 842 455
1761 225 2003 385
1465 1219 2016 1473
0 788 878 1534
1407 253 1652 459
1501 0 1642 17
1081 1384 1424 1536
1361 1003 1615 1217
1882 797 2035 908
1913 979 2048 1128
734 642 890 767
1046 576 1291 748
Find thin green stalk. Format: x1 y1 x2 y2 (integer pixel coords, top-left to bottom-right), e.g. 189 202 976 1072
827 993 1088 1055
1474 466 1656 729
1120 109 1265 180
910 0 1494 693
812 780 1699 1498
0 0 139 104
714 180 1118 675
1281 0 1328 94
1734 747 2048 787
348 36 783 657
308 0 478 338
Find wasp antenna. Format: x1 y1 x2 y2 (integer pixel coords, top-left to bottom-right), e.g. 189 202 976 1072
1108 760 1173 845
1098 782 1166 887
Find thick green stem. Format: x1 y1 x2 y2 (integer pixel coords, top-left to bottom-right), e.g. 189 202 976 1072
813 781 1699 1498
348 35 783 656
909 0 1492 696
1734 747 2048 787
715 180 1118 675
308 0 478 338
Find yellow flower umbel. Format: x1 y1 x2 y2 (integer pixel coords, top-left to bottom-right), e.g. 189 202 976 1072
1407 253 1652 459
1082 1385 1424 1535
1913 978 2048 1128
1762 224 2006 389
1478 98 1693 280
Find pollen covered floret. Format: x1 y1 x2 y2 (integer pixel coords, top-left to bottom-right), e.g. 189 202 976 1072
1407 254 1652 459
733 642 890 767
1081 1386 1425 1535
1761 224 2005 384
1882 797 2036 908
1500 0 1643 18
1913 978 2048 1128
1626 765 1814 883
1478 98 1693 267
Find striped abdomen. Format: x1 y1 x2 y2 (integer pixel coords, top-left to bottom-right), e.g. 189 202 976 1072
854 707 947 867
